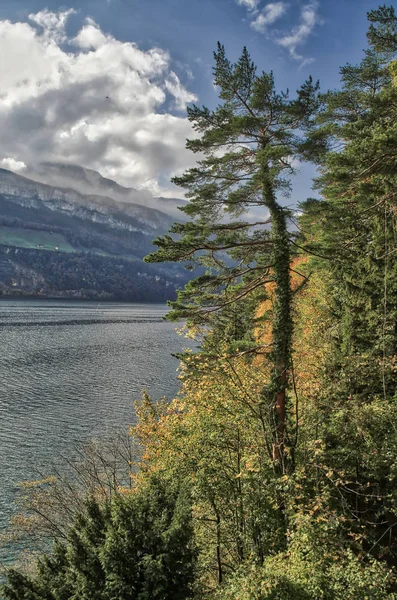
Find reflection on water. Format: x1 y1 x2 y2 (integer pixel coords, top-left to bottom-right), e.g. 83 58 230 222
0 300 187 561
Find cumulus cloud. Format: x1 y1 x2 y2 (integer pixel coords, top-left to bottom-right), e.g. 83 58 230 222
28 8 76 43
0 158 27 172
236 0 260 12
276 2 320 66
250 2 288 33
73 17 108 49
0 10 198 197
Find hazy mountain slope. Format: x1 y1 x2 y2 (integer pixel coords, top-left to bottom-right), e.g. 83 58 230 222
0 169 188 301
0 168 176 232
25 163 188 219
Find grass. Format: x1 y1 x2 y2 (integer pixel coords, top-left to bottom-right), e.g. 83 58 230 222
0 227 75 253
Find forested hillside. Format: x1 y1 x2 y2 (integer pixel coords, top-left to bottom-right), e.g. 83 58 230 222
0 171 187 301
3 5 397 599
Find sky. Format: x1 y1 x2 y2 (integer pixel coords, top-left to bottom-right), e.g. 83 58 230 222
0 0 385 201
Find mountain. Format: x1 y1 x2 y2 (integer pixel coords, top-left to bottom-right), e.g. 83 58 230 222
0 168 187 301
25 163 188 219
0 168 177 232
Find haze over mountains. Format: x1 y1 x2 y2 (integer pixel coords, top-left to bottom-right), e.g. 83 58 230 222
0 165 188 301
24 163 188 220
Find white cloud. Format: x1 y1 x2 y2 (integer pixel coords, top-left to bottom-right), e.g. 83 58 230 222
276 2 320 65
73 17 108 49
28 8 76 43
238 0 320 67
250 2 288 33
165 72 197 111
0 11 197 197
0 157 26 172
236 0 260 12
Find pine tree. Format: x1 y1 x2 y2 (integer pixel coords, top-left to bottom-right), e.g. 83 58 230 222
299 15 397 566
146 44 319 471
367 4 397 54
301 40 397 380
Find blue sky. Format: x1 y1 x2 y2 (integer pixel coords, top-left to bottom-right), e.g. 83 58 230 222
0 0 386 201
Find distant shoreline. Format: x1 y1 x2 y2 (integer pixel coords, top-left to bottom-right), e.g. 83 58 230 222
0 295 168 304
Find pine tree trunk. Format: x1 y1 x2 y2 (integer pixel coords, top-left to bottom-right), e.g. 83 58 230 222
262 161 292 474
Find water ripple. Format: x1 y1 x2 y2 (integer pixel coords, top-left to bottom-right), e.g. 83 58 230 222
0 300 190 566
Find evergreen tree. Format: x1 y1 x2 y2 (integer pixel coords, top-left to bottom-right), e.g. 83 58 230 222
299 12 397 566
2 478 196 600
301 32 397 387
146 44 319 471
367 4 397 54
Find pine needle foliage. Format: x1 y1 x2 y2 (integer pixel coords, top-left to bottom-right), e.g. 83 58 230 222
146 44 319 470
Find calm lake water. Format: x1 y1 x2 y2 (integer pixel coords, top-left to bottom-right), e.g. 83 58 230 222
0 300 188 562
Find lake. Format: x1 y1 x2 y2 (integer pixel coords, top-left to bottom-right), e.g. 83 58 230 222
0 300 189 563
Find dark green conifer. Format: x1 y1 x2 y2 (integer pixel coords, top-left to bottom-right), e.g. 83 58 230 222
2 478 196 600
146 43 319 471
367 4 397 54
299 18 397 565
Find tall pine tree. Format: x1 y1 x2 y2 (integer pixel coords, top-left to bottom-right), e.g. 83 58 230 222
146 44 319 471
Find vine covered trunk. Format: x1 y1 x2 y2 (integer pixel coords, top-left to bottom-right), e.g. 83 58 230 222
262 163 292 474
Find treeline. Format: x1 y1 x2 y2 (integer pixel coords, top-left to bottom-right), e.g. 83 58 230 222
0 247 181 302
3 5 397 599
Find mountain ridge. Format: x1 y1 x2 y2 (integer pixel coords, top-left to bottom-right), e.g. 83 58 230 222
24 162 188 219
0 167 188 301
0 168 177 232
